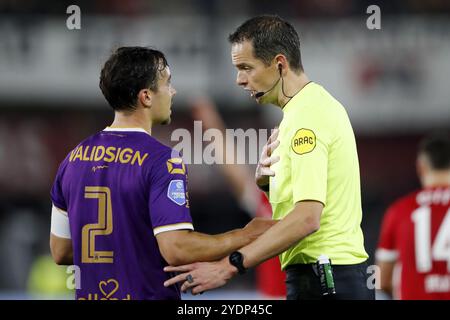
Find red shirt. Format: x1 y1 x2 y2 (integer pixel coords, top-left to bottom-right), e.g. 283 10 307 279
377 186 450 299
256 192 286 298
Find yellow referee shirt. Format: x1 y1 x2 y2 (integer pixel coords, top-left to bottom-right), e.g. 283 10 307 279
269 82 368 268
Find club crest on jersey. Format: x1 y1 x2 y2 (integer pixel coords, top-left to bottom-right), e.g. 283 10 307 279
167 180 186 206
291 128 316 155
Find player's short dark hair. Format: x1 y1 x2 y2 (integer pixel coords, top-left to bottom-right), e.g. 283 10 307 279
228 15 303 72
99 46 168 111
419 132 450 170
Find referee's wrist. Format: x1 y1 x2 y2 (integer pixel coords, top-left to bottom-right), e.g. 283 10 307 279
228 251 247 275
223 256 239 277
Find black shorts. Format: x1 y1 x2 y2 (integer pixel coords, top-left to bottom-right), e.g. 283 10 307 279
285 261 375 300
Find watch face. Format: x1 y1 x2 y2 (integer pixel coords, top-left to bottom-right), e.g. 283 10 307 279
231 252 241 262
230 251 245 274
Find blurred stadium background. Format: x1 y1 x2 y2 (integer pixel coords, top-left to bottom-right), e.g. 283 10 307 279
0 0 449 299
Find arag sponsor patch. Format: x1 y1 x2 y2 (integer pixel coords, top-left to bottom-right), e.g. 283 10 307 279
291 128 316 155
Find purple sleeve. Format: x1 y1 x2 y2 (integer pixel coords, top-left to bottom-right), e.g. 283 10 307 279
148 150 193 232
50 158 68 211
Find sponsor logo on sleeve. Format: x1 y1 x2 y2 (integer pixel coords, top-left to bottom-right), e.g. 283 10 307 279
166 158 186 175
167 180 186 206
291 128 316 155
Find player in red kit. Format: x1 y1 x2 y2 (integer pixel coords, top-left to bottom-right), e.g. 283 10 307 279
376 133 450 299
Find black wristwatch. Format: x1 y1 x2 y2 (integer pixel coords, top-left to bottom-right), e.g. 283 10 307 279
229 251 246 274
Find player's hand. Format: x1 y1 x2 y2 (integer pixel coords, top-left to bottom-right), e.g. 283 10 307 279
163 257 237 295
255 128 280 188
243 217 278 241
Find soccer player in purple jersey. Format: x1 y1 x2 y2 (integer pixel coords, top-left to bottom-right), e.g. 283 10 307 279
49 47 275 300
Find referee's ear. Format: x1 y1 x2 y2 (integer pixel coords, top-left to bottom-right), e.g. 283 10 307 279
274 54 289 75
138 88 153 109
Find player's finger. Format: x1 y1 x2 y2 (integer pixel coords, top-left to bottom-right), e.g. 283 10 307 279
268 139 280 153
163 272 190 287
270 127 279 140
266 129 278 155
192 285 206 295
181 280 196 293
260 157 272 167
164 264 195 273
267 128 279 145
267 138 279 158
260 155 280 169
260 143 269 158
268 126 279 139
269 155 280 165
259 168 275 177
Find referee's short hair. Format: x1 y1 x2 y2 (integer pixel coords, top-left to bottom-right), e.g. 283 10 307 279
228 15 303 73
99 46 168 111
419 132 450 170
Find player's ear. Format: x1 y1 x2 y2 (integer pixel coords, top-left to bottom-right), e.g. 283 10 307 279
138 89 152 109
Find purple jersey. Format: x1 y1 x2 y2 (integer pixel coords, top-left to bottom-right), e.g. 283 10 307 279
50 127 193 300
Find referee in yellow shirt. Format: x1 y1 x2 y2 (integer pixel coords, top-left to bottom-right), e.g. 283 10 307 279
164 15 374 300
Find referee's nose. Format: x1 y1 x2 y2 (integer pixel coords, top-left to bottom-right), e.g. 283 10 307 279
236 71 247 87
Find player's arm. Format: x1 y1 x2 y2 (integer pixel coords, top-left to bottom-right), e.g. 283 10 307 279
50 234 73 265
156 217 276 266
49 205 73 265
377 260 395 297
375 204 400 299
375 246 398 299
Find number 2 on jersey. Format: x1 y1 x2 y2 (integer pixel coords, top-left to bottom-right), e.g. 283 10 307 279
82 186 114 263
412 206 450 272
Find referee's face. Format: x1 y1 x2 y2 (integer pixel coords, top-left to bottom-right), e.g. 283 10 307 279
231 40 280 104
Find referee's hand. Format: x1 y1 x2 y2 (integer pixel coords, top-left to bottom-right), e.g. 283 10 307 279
255 127 280 189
